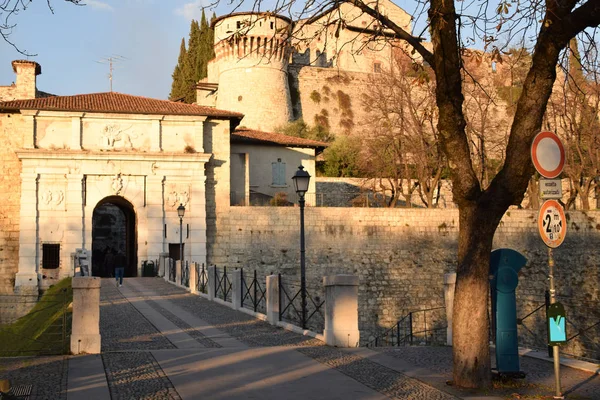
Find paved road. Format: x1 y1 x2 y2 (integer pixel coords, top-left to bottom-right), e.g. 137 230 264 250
1 277 599 399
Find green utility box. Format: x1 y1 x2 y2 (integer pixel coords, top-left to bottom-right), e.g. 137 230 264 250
490 248 527 375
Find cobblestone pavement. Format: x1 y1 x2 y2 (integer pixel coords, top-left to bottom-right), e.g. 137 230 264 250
139 278 322 347
297 346 456 400
0 356 68 399
103 351 181 400
380 346 600 399
133 279 457 399
126 284 222 348
100 280 175 351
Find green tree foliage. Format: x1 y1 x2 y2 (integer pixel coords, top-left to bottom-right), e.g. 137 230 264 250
322 135 361 177
169 13 216 103
275 119 335 142
169 39 188 101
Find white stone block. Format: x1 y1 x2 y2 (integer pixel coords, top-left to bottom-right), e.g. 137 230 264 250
323 274 360 348
444 272 456 346
71 277 101 354
266 274 280 325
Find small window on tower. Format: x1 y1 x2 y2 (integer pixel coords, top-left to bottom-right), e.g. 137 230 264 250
373 62 382 73
270 22 274 29
237 21 241 29
42 243 60 269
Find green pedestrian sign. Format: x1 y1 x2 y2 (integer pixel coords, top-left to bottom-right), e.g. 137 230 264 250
547 302 567 345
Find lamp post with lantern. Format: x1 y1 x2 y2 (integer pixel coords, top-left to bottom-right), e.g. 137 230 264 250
292 165 311 329
177 203 185 282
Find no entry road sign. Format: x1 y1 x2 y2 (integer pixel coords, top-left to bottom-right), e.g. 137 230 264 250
531 132 565 179
538 199 567 248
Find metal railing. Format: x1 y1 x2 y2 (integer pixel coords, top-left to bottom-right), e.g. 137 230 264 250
241 269 266 313
278 274 325 332
230 191 439 208
517 296 600 360
196 263 208 294
215 267 233 302
168 258 176 283
365 306 447 348
181 261 189 288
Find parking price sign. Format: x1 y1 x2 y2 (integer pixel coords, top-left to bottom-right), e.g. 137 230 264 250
538 199 567 248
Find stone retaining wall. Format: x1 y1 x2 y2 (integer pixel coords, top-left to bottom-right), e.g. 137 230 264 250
210 206 600 358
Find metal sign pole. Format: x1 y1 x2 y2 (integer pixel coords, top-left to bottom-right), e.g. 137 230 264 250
548 247 563 399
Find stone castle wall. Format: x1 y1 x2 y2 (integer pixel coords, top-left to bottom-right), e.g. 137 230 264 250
209 206 600 358
0 114 25 295
289 66 374 133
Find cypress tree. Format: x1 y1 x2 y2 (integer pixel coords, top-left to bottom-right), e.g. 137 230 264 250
182 20 201 103
169 14 217 103
169 38 188 101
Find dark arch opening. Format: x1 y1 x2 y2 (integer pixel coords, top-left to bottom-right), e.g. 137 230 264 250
92 196 137 278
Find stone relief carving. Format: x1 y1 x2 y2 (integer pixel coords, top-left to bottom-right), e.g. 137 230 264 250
100 124 138 149
39 189 65 210
111 174 124 195
166 188 190 208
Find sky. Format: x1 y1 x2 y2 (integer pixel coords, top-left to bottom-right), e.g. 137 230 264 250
0 0 227 100
0 0 424 100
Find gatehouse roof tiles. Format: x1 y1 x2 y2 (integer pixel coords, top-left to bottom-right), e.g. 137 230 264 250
231 128 329 150
0 92 244 119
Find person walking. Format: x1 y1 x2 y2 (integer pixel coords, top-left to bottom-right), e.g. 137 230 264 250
115 252 126 287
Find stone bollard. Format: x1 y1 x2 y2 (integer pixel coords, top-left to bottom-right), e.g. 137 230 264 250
231 269 242 310
189 262 197 294
324 275 360 347
71 277 101 354
266 274 279 325
176 260 182 286
207 265 216 300
444 272 457 346
158 252 169 277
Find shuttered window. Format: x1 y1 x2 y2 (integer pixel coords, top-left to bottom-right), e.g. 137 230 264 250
271 159 286 186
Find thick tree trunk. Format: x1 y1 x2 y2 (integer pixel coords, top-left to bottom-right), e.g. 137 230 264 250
452 204 500 388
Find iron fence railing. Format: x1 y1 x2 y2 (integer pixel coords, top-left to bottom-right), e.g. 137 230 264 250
241 269 266 313
168 258 176 283
215 267 233 302
365 306 447 348
278 274 325 332
196 263 208 294
0 290 70 356
517 296 600 360
181 261 189 288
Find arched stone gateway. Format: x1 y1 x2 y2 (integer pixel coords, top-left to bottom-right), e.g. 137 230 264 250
92 196 137 278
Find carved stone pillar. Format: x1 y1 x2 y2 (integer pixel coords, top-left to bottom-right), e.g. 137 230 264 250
63 174 84 278
15 173 39 293
146 175 165 262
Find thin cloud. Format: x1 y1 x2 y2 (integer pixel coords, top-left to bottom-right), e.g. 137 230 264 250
174 1 208 21
84 0 114 11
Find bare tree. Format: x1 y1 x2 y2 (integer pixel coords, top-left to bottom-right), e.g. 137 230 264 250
360 53 443 208
545 41 600 210
1 0 82 54
211 0 600 387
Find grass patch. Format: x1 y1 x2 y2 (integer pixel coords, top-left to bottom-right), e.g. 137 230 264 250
0 278 72 356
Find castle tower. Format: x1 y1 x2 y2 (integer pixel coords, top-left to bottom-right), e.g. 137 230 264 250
210 13 292 132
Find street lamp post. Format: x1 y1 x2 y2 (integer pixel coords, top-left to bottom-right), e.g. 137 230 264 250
292 166 311 329
177 203 185 284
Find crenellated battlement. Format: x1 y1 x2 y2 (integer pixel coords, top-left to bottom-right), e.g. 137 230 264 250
210 12 293 132
214 36 290 65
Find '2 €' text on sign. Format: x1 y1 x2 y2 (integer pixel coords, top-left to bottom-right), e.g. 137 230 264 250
538 199 567 248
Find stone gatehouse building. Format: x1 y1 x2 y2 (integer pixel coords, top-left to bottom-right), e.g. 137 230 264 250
0 60 325 316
